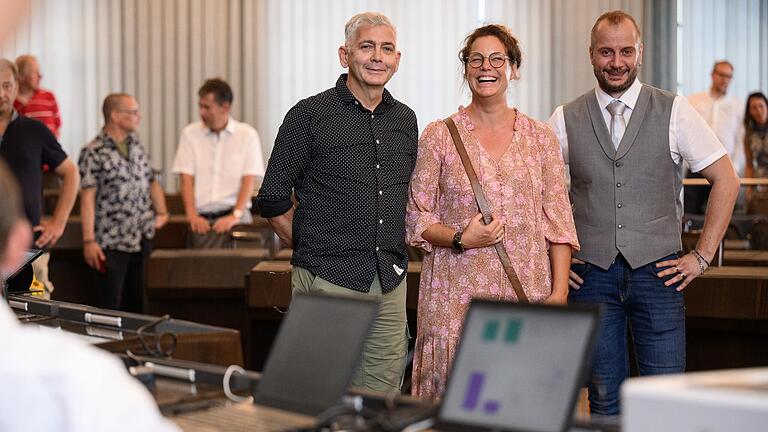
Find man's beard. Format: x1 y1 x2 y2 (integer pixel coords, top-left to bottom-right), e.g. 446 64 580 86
594 65 638 95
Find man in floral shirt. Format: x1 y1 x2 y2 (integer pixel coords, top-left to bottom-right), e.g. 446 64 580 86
78 93 168 312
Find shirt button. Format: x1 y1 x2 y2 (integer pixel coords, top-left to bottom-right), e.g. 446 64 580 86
616 182 622 188
617 203 623 208
375 246 380 251
615 162 622 167
376 139 380 144
378 190 383 195
371 114 375 119
354 101 359 105
376 164 380 169
617 224 623 229
379 219 383 224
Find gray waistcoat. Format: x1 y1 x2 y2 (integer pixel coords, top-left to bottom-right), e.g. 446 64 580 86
563 85 682 270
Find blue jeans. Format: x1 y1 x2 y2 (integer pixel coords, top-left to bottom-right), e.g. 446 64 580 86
569 253 685 416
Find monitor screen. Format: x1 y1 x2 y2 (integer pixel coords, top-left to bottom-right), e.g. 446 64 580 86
1 249 43 281
439 302 598 432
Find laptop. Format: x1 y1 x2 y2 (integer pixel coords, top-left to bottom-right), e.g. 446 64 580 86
431 300 601 432
2 248 44 294
172 293 379 431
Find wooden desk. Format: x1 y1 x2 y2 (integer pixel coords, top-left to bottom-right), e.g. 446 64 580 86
245 260 422 311
13 299 243 366
723 250 768 267
243 260 423 370
684 266 768 371
146 248 270 366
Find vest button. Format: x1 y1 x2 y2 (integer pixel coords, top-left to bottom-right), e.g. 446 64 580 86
616 182 622 188
617 224 623 229
615 162 622 167
617 203 623 208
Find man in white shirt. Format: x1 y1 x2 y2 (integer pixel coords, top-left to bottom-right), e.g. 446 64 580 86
172 78 265 248
686 61 744 213
548 11 739 416
0 159 178 432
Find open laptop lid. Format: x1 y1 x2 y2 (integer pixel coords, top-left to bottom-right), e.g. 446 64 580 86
2 249 44 293
436 300 601 432
253 293 379 417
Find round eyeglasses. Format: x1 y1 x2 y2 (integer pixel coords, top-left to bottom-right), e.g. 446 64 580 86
465 53 510 69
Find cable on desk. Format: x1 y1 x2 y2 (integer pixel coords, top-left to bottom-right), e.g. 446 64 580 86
126 314 177 359
222 364 253 403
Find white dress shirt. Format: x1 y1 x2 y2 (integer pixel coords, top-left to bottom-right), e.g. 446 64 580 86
0 304 179 432
172 118 265 213
548 79 727 174
687 91 745 175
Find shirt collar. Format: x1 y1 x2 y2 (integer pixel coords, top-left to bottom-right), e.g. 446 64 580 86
206 117 235 135
595 78 642 111
97 128 138 148
335 73 396 109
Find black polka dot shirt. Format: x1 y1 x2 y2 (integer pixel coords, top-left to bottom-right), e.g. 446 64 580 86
258 74 418 293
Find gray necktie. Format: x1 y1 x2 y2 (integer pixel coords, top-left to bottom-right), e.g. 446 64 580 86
607 99 627 150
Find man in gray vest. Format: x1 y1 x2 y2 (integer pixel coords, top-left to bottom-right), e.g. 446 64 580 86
548 10 739 416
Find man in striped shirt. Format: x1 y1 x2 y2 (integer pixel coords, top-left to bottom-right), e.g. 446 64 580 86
14 55 61 138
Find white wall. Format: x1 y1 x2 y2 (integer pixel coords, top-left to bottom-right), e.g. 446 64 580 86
679 0 767 102
4 0 764 192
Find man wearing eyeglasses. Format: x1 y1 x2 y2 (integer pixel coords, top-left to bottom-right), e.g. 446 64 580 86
78 93 168 312
257 12 417 393
0 58 79 299
685 61 744 213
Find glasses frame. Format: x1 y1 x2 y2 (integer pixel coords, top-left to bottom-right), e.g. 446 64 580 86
116 108 140 116
464 52 511 69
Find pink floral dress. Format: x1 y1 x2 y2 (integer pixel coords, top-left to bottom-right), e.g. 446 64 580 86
406 107 579 400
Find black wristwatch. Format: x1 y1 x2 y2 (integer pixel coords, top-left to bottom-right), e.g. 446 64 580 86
452 230 465 253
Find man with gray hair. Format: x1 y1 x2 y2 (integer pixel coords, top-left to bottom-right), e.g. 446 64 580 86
0 58 79 297
258 12 418 393
548 11 739 415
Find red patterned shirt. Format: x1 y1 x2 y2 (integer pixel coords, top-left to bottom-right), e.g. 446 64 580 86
14 89 61 138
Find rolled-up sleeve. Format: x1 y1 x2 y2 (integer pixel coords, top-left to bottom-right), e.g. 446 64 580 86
406 121 446 253
539 125 580 251
257 101 312 218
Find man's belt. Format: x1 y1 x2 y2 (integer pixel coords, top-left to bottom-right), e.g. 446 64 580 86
198 208 233 220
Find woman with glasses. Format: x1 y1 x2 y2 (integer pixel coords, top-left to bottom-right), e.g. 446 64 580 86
406 24 579 400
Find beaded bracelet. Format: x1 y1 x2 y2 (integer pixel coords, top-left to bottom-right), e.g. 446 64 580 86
691 249 710 274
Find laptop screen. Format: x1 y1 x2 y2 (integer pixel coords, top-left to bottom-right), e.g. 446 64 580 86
439 301 599 432
253 294 379 417
1 249 43 281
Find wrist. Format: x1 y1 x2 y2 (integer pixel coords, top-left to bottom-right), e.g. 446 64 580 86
451 230 465 252
83 238 96 245
691 249 710 274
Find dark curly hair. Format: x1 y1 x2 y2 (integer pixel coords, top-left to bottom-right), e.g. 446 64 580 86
459 24 522 71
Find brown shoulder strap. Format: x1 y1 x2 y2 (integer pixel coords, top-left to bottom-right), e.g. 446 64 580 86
443 117 529 303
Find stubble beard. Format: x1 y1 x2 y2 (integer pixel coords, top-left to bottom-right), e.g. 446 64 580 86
595 65 638 96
